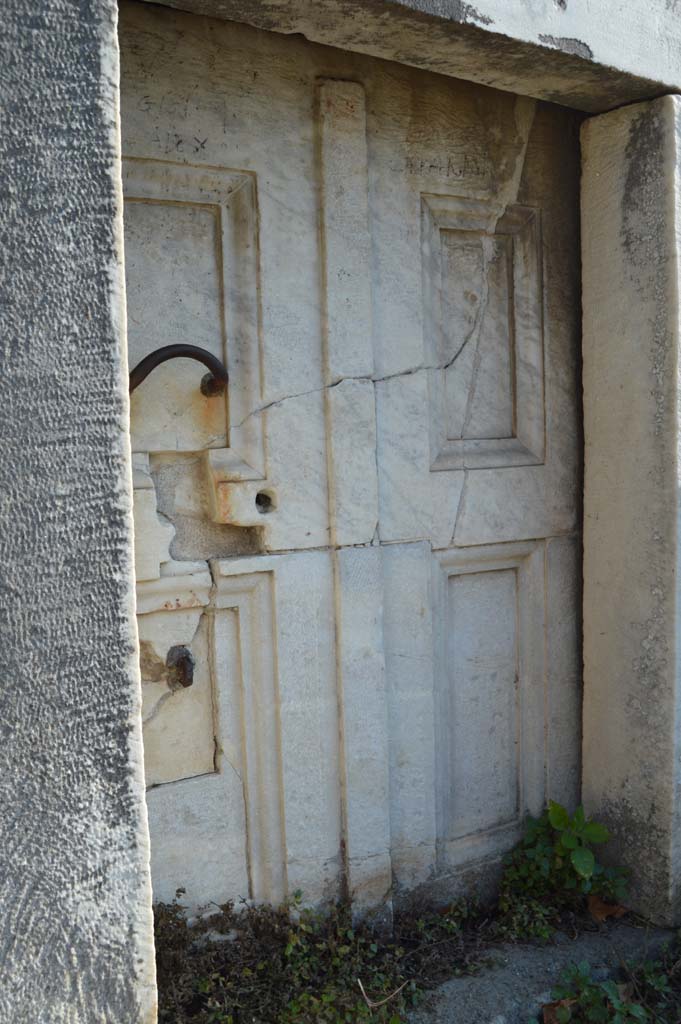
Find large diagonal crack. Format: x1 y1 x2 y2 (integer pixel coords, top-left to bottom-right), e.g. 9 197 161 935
230 348 484 434
232 382 337 430
230 96 537 456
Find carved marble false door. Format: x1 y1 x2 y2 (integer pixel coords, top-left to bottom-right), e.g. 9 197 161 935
373 104 582 895
314 79 581 898
120 2 581 911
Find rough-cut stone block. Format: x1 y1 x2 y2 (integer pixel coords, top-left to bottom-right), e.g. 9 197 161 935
0 0 156 1018
582 94 681 924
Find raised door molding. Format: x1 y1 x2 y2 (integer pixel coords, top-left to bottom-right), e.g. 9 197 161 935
432 541 546 870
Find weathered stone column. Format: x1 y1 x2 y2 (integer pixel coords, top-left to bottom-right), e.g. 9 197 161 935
582 95 681 924
0 0 156 1019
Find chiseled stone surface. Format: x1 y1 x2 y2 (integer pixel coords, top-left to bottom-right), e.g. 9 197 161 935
0 0 156 1019
582 95 681 925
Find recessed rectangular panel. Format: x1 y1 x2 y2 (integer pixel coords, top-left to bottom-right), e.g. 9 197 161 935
422 196 544 470
440 568 519 841
442 230 514 442
125 198 228 453
125 200 223 359
123 158 264 473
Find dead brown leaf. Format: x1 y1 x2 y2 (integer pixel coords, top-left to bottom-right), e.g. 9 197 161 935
587 893 628 923
542 997 574 1023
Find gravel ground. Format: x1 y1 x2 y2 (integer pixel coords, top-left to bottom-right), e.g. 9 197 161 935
408 921 675 1024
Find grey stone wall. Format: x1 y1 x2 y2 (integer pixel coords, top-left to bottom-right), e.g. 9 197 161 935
581 95 681 925
0 1 155 1020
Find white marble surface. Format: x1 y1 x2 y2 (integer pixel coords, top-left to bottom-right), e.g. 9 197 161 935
121 3 581 914
132 453 174 581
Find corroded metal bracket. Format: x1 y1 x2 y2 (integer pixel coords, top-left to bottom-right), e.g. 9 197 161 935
129 344 229 397
165 645 195 690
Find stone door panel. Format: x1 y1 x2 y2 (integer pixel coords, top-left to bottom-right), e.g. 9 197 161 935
120 1 581 909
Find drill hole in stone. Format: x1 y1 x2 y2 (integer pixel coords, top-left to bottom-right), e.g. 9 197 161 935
255 491 275 514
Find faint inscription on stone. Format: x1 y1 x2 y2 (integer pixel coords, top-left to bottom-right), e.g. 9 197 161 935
405 151 492 181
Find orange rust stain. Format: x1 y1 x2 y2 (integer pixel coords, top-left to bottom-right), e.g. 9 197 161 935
196 392 226 441
215 483 236 522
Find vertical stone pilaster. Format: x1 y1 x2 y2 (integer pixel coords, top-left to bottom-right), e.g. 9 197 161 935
318 80 391 912
318 79 378 550
334 546 392 914
582 95 681 924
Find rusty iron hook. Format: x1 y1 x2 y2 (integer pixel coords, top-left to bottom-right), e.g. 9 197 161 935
129 344 229 397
